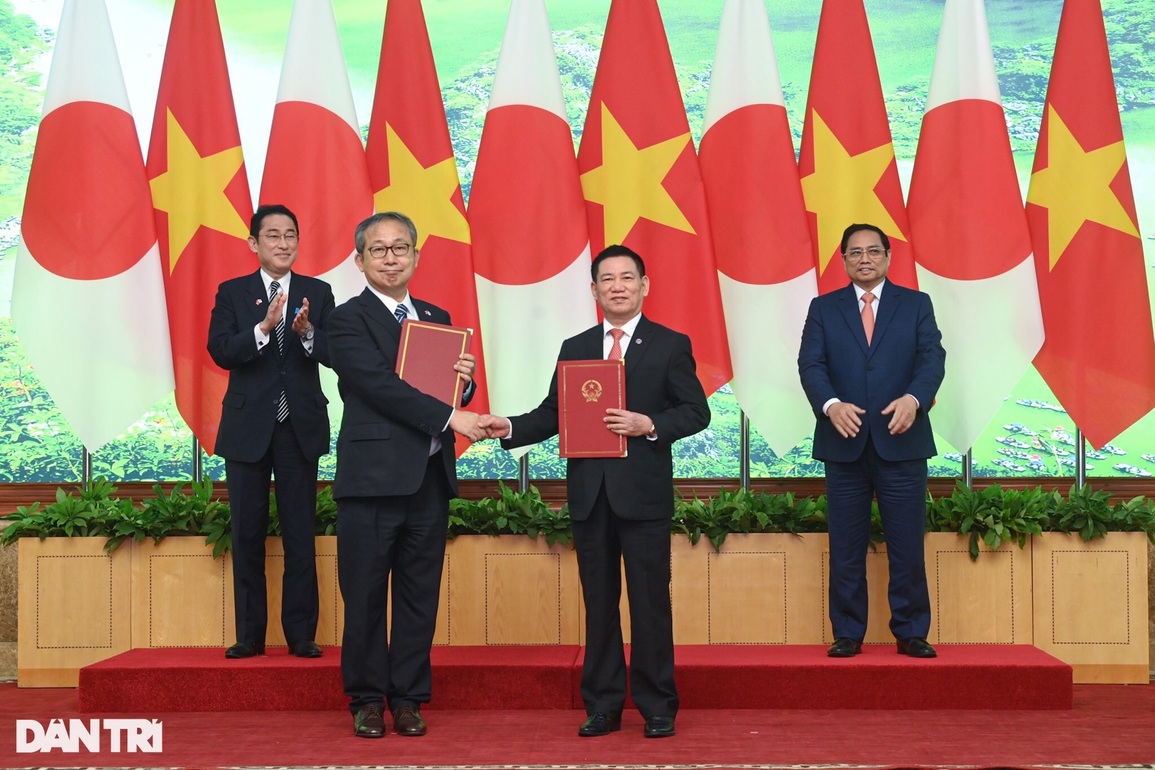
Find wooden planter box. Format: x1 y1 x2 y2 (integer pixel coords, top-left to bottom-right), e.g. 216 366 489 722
1031 531 1150 683
17 538 131 687
14 531 1147 686
667 532 1032 647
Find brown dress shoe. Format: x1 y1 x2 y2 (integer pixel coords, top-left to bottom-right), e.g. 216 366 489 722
224 642 264 659
353 704 386 738
392 706 427 736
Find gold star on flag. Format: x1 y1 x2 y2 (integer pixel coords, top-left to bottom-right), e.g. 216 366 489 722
801 111 903 272
149 110 248 272
373 123 470 248
580 103 695 245
1028 105 1139 269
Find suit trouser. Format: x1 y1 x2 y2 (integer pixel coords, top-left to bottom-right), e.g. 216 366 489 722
225 418 320 647
825 440 931 641
337 455 449 714
572 484 678 719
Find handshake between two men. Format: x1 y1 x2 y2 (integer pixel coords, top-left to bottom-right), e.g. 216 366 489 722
449 408 659 444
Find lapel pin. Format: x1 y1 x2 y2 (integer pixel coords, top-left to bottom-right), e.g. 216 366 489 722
256 299 263 306
424 310 432 317
634 338 642 344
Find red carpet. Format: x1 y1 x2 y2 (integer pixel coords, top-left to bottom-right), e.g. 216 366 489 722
76 644 1071 713
1 683 1151 769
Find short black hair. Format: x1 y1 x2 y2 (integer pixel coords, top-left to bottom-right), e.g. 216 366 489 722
590 244 646 281
250 204 299 239
840 223 890 254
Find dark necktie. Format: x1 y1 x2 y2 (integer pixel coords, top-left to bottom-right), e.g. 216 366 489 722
270 281 288 422
395 304 408 324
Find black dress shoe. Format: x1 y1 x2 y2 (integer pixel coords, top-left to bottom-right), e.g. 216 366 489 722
643 716 676 738
224 642 264 659
897 637 937 658
827 638 862 657
353 704 386 738
578 712 621 737
392 706 427 736
288 640 323 658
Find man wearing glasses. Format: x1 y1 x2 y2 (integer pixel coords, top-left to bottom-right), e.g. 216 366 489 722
208 203 335 662
798 223 946 660
327 211 484 739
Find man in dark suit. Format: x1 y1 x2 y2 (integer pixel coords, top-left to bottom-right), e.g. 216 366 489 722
798 223 946 659
328 211 483 740
479 245 710 739
207 203 335 661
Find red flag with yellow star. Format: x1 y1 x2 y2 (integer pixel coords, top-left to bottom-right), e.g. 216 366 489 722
1026 0 1155 449
799 0 916 294
577 0 731 396
146 0 253 456
366 0 488 452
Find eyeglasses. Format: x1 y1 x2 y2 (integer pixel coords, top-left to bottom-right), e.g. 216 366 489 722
260 231 298 244
844 246 887 261
367 243 413 259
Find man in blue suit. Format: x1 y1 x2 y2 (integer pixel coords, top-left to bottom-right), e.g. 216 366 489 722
798 223 946 659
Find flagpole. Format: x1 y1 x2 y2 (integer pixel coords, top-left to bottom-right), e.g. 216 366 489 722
962 449 973 490
739 412 751 492
1075 428 1086 489
518 454 529 494
82 447 92 491
193 437 203 483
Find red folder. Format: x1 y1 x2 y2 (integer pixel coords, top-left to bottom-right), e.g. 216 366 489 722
558 359 626 458
395 318 472 407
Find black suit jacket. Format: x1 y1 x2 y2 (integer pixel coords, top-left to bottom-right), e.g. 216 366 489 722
503 315 710 521
207 270 334 462
798 281 945 463
328 288 469 500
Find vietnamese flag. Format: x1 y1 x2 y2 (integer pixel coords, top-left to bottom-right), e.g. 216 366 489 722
577 0 732 397
699 0 816 456
799 0 916 295
260 0 373 305
1026 0 1155 449
147 0 253 457
11 0 173 451
908 0 1044 453
470 0 596 424
366 0 489 452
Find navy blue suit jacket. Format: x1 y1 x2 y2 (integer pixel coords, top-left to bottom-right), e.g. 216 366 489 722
798 281 945 463
207 270 334 462
328 289 471 500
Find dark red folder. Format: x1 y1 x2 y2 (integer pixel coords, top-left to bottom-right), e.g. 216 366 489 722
558 359 626 458
395 318 472 407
